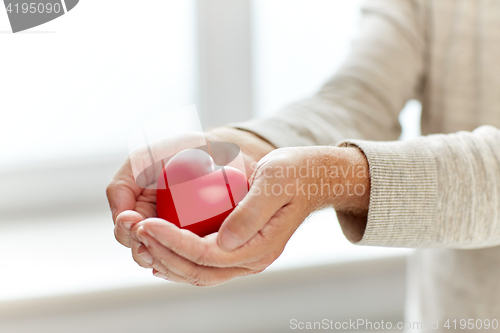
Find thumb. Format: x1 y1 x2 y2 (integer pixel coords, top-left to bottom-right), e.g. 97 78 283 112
218 177 289 251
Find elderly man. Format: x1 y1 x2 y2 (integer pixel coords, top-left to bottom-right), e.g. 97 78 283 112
107 0 500 331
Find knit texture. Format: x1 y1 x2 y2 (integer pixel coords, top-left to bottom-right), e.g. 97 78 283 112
233 0 500 330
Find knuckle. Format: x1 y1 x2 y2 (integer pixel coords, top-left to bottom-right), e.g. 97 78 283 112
158 256 172 271
259 251 278 268
158 270 175 281
191 278 221 287
185 265 203 283
194 253 208 267
156 256 170 273
132 252 145 267
188 277 205 287
252 268 266 275
170 231 185 255
190 280 209 287
229 204 259 234
114 227 130 248
193 240 209 266
105 180 119 199
105 183 113 197
255 162 274 179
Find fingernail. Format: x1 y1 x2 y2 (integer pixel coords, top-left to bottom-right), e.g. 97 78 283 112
141 252 153 265
220 230 241 251
123 221 134 230
144 225 155 238
140 236 149 247
154 272 168 279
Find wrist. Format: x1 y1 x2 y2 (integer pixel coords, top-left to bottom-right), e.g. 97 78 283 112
331 147 370 243
303 146 370 210
332 147 371 212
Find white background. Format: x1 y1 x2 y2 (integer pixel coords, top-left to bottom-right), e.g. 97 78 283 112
0 0 196 169
0 0 415 304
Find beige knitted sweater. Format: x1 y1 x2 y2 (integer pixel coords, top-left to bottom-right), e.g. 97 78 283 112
234 0 500 330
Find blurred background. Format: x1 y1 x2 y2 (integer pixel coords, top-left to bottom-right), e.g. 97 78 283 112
0 1 420 332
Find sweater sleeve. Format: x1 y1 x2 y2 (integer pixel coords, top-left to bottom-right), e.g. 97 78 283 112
231 0 426 147
339 126 500 249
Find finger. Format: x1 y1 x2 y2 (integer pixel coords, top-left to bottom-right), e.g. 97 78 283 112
218 176 290 251
107 184 135 223
114 210 145 247
139 219 242 267
106 161 139 223
137 227 252 286
152 269 191 284
132 243 190 283
130 231 154 268
130 224 192 284
130 229 168 274
130 222 166 270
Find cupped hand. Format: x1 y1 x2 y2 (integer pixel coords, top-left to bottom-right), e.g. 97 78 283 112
106 128 274 248
130 146 367 286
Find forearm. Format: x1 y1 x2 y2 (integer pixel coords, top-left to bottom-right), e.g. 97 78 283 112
230 0 425 149
208 127 276 162
326 147 371 243
339 125 500 249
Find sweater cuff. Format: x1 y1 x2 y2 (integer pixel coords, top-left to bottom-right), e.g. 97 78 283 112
337 139 438 247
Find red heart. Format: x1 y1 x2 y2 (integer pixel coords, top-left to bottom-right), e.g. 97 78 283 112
157 148 249 237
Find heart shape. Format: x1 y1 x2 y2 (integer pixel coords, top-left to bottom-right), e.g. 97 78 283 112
156 146 249 237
